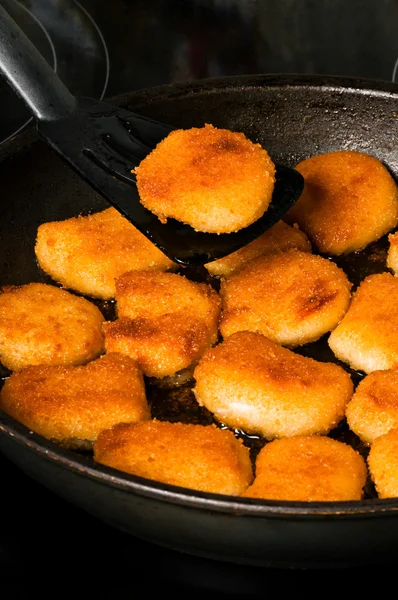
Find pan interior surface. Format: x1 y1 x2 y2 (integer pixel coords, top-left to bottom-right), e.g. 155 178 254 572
2 74 398 567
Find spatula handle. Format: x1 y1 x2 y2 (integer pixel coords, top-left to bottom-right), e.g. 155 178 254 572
0 4 76 122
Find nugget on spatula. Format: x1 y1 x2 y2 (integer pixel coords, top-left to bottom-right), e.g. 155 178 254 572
133 123 276 234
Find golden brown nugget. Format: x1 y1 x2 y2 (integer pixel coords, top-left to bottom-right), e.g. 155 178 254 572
367 429 398 498
328 272 398 374
346 370 398 445
133 123 276 234
104 271 221 378
193 331 353 439
35 207 176 300
242 435 367 502
219 250 352 347
205 221 311 278
285 150 398 255
0 283 104 371
0 353 149 447
94 420 253 495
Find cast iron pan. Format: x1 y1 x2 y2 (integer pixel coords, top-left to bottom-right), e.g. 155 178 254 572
1 74 398 570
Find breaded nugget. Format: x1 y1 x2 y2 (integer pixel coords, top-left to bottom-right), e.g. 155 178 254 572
193 331 353 439
285 150 398 255
0 353 149 448
367 429 398 498
94 420 253 495
242 435 367 501
0 283 104 371
104 271 221 378
219 249 352 347
133 123 276 234
35 207 176 300
346 370 398 444
205 220 311 278
387 230 398 275
328 272 398 373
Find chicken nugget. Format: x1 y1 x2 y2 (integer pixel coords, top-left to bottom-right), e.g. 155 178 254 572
94 420 253 496
35 207 176 300
328 272 398 373
285 150 398 255
0 283 104 371
133 123 276 234
242 435 367 501
104 271 221 378
219 250 352 347
205 220 311 278
367 429 398 498
345 370 398 444
193 331 353 439
0 353 149 449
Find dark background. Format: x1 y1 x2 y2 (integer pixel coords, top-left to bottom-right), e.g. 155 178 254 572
1 0 398 593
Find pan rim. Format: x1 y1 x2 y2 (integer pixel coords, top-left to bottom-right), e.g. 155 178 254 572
2 72 398 518
2 408 398 517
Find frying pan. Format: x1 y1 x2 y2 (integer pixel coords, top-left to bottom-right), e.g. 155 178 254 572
1 74 398 570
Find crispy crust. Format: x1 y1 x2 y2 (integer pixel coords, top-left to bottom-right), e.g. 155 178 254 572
219 249 352 347
328 272 398 373
104 270 221 378
242 435 367 501
205 221 311 277
0 283 104 371
94 420 253 495
193 331 353 439
0 353 149 445
133 124 276 233
35 207 176 300
368 429 398 498
346 370 398 444
285 150 398 255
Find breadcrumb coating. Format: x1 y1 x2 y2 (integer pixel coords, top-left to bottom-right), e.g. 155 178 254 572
35 207 176 300
0 283 104 371
193 331 353 439
242 435 367 501
368 429 398 498
205 220 311 278
286 150 398 255
328 272 398 373
104 270 221 378
219 249 352 347
0 353 149 446
133 123 276 233
94 419 253 495
346 370 398 444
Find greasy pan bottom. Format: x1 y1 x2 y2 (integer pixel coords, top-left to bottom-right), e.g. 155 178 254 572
1 74 398 568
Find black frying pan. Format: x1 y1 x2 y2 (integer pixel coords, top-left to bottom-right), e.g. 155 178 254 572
1 74 398 570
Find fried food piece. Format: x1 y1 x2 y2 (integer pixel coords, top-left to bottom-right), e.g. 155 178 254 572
386 231 398 275
242 435 367 501
104 271 221 378
0 353 149 448
35 207 176 300
367 429 398 498
0 283 104 371
285 150 398 255
133 123 276 234
345 370 398 445
193 331 353 439
94 420 253 495
204 221 311 278
219 249 352 347
328 272 398 373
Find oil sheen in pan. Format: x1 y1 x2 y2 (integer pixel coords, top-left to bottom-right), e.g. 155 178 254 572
0 231 391 500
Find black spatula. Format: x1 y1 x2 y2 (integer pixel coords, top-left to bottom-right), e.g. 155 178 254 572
0 5 304 267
